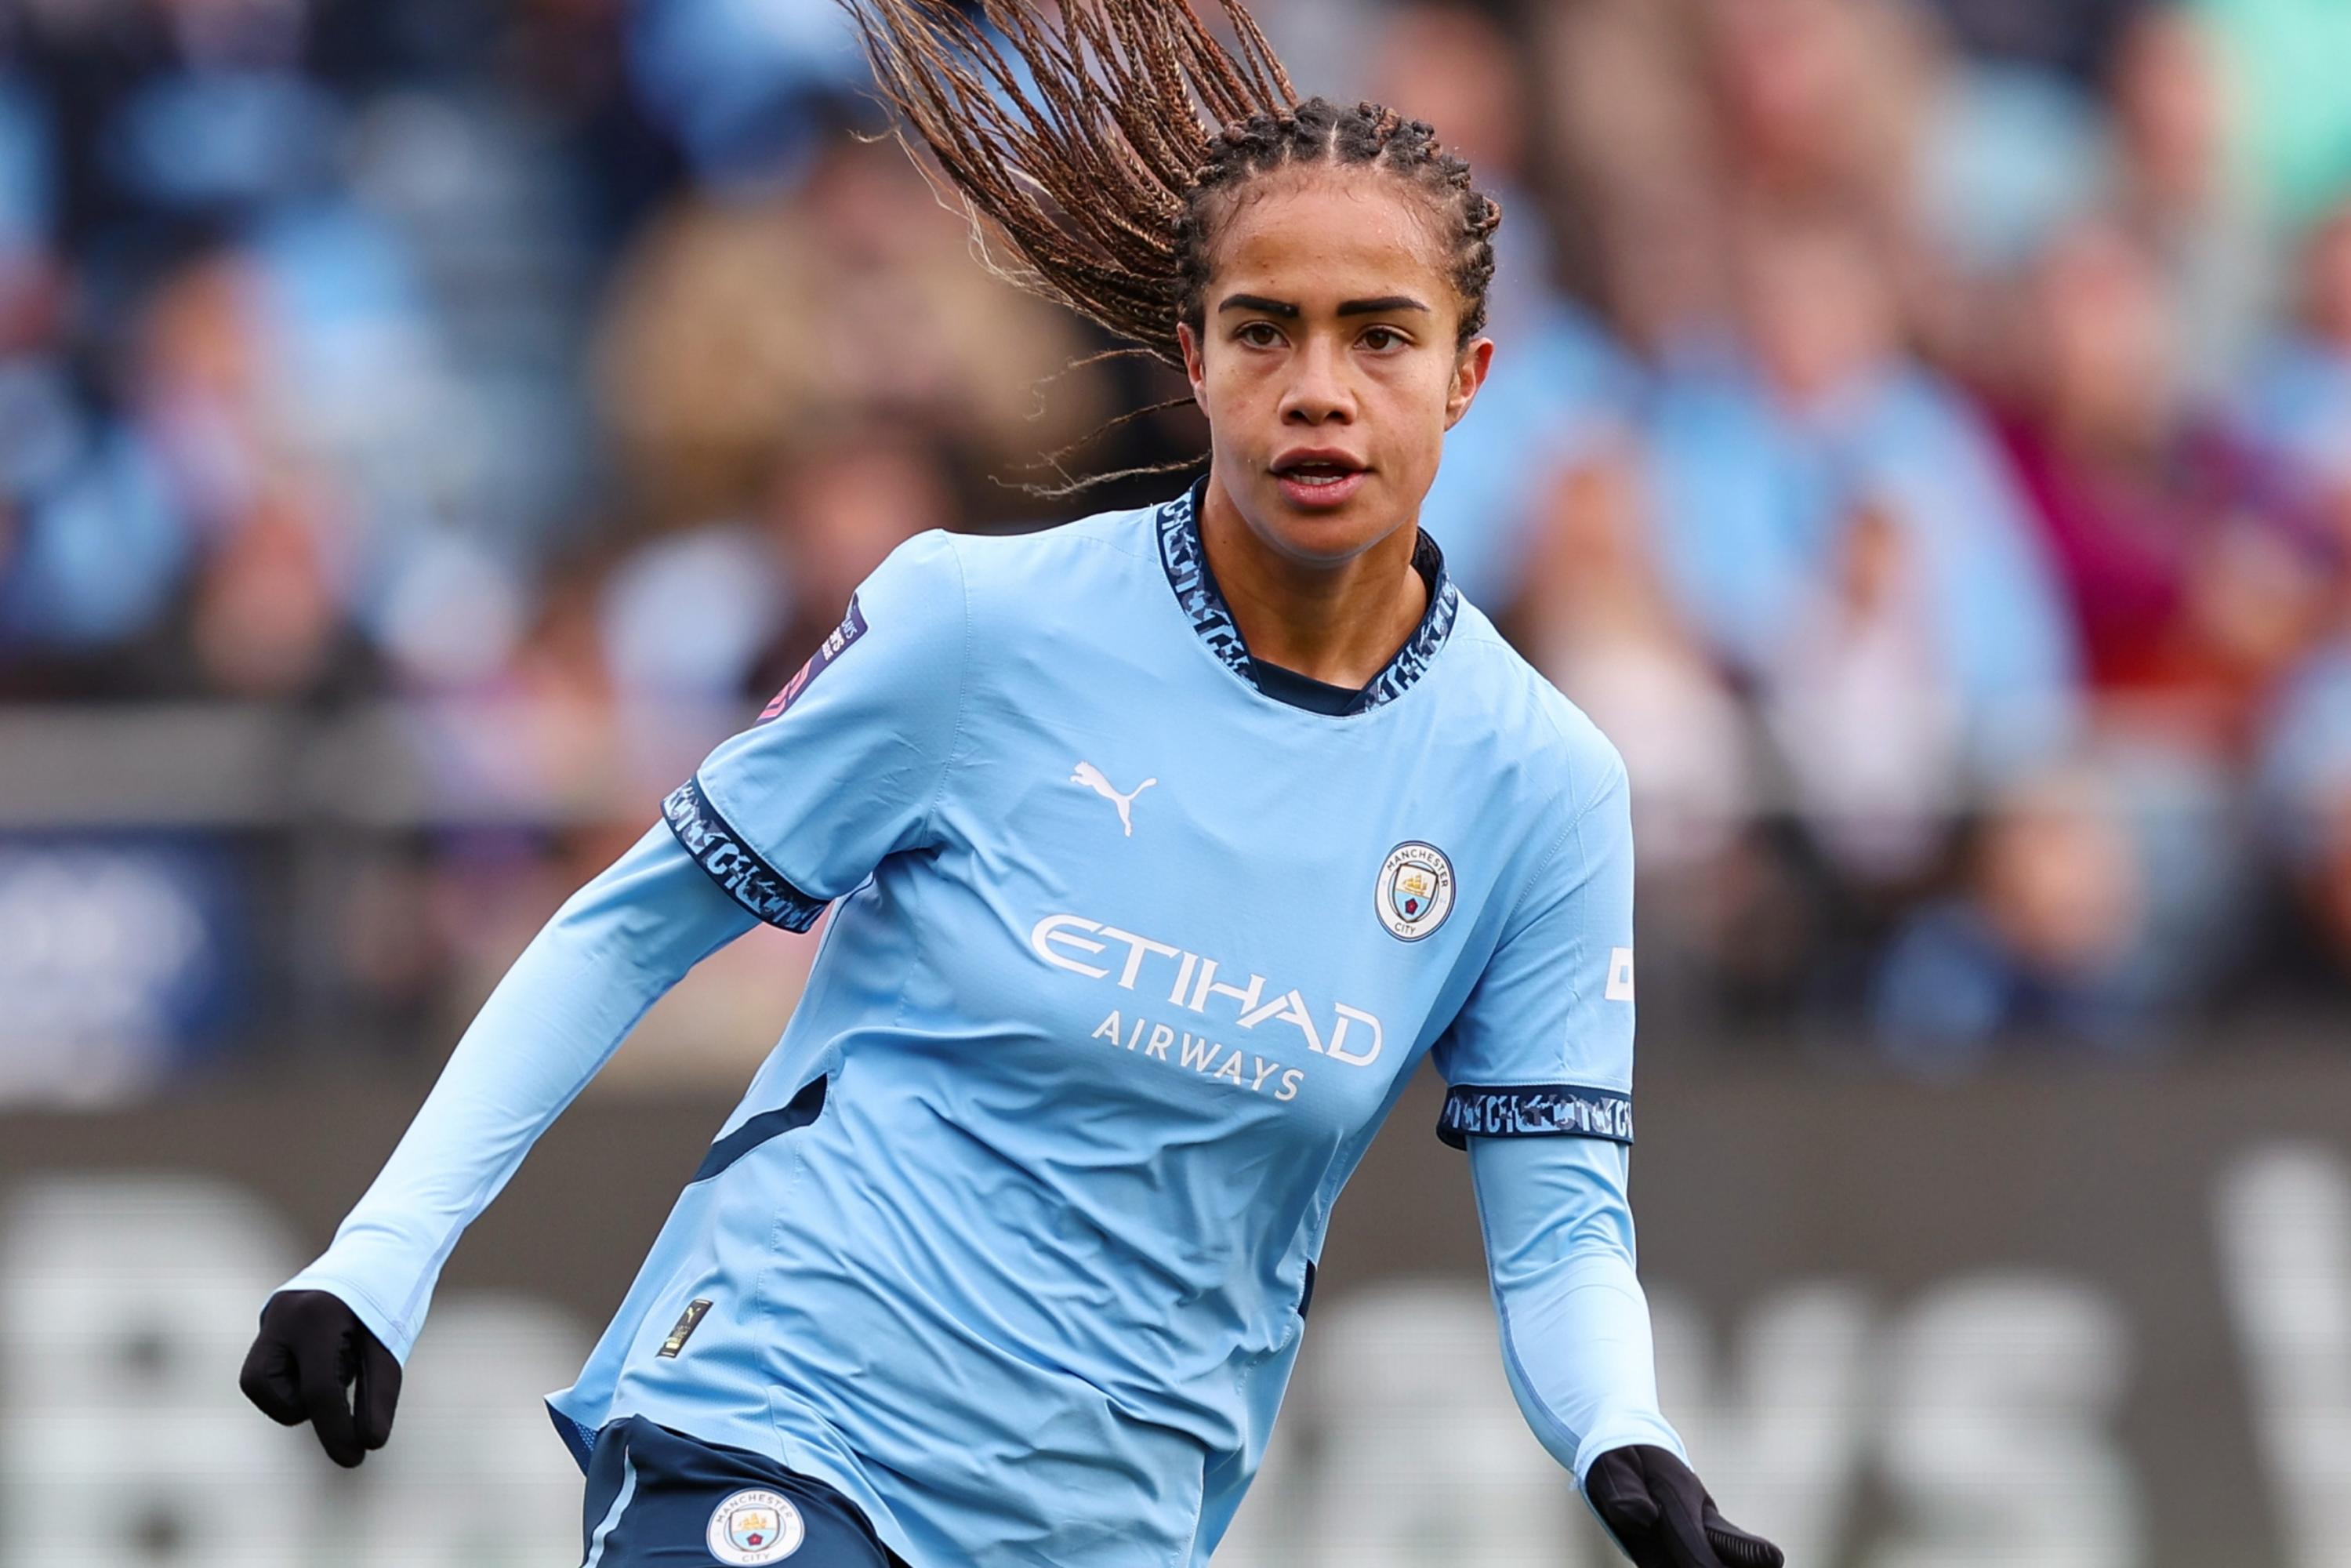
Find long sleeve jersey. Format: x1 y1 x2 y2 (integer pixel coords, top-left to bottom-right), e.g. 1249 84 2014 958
283 485 1685 1566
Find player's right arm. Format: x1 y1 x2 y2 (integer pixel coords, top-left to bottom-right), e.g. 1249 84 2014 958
241 822 759 1463
243 531 971 1465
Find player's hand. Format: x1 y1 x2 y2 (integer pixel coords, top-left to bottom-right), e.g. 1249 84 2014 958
1586 1445 1783 1567
238 1289 402 1468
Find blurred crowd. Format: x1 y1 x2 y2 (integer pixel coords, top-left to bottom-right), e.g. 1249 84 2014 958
7 0 2351 1093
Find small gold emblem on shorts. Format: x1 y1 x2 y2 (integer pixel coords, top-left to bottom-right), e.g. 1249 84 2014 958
658 1298 713 1358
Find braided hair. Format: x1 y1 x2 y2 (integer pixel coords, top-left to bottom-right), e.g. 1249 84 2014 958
1176 98 1502 347
840 0 1504 374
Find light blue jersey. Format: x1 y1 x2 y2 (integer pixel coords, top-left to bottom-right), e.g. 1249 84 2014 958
284 484 1679 1566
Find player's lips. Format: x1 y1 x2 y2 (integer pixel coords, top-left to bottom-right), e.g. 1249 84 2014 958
1270 449 1370 509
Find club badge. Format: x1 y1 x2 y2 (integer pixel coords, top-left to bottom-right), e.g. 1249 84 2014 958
1376 842 1455 941
706 1489 804 1564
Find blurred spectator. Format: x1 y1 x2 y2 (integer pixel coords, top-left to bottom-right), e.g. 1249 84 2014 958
0 402 186 662
1536 0 1726 359
593 136 1105 534
1871 726 2251 1057
2238 202 2351 542
1699 0 1937 220
593 422 948 713
1913 4 2269 392
132 243 354 697
1522 445 1753 879
1761 498 1965 883
1540 0 1941 360
2105 5 2274 396
1871 763 2152 1065
1518 441 1783 1032
1643 210 2081 888
1993 218 2332 751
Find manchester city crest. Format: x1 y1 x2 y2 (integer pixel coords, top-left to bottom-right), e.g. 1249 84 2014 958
706 1489 804 1564
1376 841 1455 941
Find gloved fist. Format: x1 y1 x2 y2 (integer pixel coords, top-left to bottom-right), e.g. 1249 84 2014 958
1586 1445 1783 1568
238 1289 402 1468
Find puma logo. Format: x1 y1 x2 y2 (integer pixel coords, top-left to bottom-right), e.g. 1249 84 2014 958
1071 761 1157 837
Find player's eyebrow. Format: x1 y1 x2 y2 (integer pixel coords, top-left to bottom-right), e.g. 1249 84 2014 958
1218 293 1433 319
1218 293 1299 317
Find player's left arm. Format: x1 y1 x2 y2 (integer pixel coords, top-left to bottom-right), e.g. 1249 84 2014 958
1468 1136 1779 1567
1434 750 1781 1568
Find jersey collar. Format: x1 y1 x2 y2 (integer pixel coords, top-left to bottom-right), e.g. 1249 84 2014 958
1153 478 1460 717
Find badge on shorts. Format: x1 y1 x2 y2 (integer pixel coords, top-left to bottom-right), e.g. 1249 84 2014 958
706 1489 804 1564
1376 841 1455 941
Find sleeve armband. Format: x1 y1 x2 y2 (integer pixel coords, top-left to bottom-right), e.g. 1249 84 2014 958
1435 1083 1634 1149
662 778 830 932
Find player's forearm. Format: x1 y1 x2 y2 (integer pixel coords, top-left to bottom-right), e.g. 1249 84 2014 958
279 822 755 1360
1468 1133 1686 1481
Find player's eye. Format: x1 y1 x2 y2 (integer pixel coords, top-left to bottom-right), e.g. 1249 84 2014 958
1236 321 1285 348
1359 326 1409 352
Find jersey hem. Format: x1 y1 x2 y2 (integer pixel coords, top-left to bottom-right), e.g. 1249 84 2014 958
541 1394 924 1565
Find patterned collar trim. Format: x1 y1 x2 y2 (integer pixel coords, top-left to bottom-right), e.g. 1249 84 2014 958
1152 479 1460 716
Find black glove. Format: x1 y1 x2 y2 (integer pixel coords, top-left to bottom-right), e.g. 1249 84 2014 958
1587 1445 1784 1568
238 1289 403 1468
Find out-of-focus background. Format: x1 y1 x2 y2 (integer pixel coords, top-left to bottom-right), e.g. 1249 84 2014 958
2 0 2350 1562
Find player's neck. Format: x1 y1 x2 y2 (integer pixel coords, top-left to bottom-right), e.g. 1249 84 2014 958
1196 472 1429 691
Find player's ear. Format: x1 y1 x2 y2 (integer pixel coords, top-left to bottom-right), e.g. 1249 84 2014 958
1444 336 1494 431
1178 321 1208 403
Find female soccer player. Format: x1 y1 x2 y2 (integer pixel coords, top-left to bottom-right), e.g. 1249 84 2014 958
241 4 1783 1565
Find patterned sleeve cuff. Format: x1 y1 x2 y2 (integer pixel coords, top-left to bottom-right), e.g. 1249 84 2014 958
661 778 830 932
1436 1083 1634 1148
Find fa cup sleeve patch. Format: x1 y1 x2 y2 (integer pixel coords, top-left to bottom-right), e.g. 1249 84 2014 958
757 594 867 723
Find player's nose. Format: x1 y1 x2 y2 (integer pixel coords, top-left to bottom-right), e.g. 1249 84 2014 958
1279 339 1355 424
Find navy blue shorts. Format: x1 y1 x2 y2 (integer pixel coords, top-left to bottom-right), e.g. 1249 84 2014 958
579 1417 906 1566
